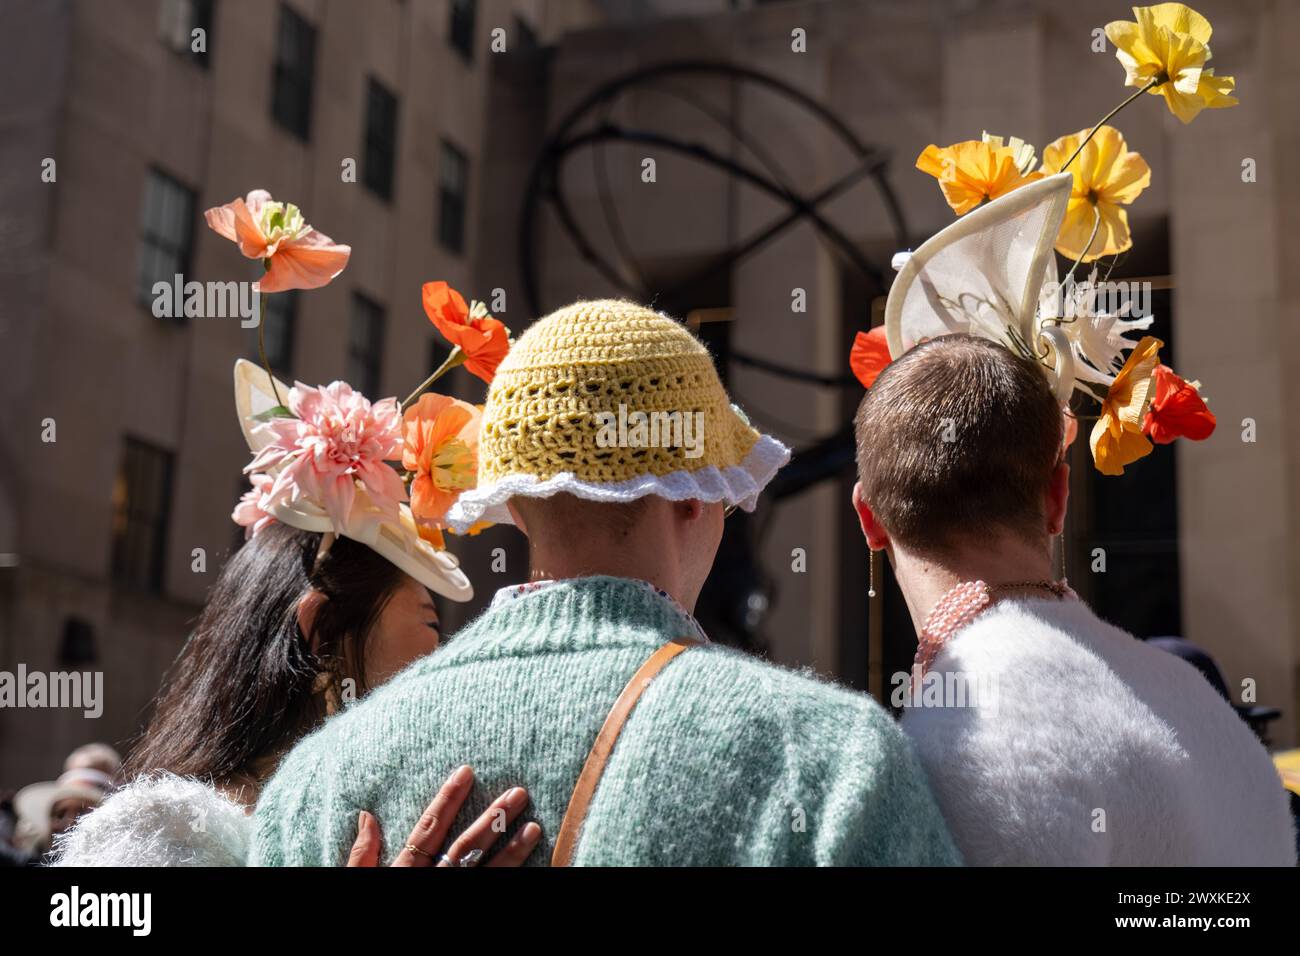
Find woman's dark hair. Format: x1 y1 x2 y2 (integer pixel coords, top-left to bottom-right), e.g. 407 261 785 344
126 522 407 785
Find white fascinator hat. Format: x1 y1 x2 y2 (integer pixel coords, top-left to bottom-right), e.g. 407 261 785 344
232 359 473 602
883 171 1081 402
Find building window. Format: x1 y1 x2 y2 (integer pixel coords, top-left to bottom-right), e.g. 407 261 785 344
438 140 469 254
362 78 399 200
271 3 316 141
252 290 297 377
110 438 175 593
158 0 215 67
59 618 98 667
348 294 386 397
449 0 476 61
514 15 539 54
136 168 196 309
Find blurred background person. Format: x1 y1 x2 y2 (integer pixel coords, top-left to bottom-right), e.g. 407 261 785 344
61 743 123 786
0 790 34 866
14 765 114 864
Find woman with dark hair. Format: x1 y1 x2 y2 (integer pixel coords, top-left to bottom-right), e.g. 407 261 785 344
53 523 539 867
53 357 538 866
128 523 438 794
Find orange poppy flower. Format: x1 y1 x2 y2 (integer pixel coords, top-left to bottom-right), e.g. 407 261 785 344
422 281 510 384
916 139 1042 216
414 519 446 552
401 393 481 526
1143 364 1216 444
204 190 350 293
1090 335 1162 475
849 327 892 389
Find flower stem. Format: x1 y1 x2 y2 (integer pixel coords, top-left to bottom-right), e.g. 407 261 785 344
1067 206 1103 280
1060 78 1161 172
401 347 466 412
255 289 284 408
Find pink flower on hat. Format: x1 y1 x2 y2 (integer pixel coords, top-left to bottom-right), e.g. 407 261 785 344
204 190 350 294
247 381 408 534
233 473 277 538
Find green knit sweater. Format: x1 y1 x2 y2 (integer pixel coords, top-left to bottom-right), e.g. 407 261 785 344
250 576 960 866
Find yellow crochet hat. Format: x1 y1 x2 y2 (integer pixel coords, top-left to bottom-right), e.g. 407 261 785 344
447 299 790 529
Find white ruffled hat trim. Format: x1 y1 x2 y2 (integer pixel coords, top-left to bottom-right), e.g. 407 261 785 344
446 433 791 532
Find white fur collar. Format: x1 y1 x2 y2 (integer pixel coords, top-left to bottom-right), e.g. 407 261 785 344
901 597 1297 865
53 773 251 867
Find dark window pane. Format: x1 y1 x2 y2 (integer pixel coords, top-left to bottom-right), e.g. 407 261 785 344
362 78 399 200
190 0 214 66
449 0 476 60
437 140 468 254
271 4 316 141
348 294 386 397
110 438 175 593
137 168 196 311
514 15 538 54
159 0 215 67
251 290 296 377
59 618 98 666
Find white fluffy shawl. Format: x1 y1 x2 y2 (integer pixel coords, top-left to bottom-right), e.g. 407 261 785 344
901 597 1297 866
52 774 251 867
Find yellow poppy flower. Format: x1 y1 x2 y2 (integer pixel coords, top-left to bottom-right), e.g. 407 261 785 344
1104 3 1236 123
1196 67 1238 109
1091 335 1163 475
916 139 1042 216
1041 125 1151 262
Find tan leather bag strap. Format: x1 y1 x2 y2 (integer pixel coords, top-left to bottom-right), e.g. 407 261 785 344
550 637 697 867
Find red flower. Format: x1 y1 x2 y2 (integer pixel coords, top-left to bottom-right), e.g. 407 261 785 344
849 327 892 389
1142 364 1216 444
422 281 509 384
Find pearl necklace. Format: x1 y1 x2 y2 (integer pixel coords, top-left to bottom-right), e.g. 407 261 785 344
912 579 1075 680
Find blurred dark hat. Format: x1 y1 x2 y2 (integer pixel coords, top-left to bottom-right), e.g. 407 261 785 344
1147 636 1281 724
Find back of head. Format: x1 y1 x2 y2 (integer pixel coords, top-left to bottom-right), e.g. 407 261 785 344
854 333 1063 553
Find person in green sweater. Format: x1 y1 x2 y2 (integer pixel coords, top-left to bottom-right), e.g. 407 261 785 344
250 300 960 867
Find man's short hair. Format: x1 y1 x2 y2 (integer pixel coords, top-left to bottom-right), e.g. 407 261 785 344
853 334 1063 552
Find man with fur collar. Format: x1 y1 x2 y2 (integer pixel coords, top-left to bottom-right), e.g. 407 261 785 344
851 333 1296 865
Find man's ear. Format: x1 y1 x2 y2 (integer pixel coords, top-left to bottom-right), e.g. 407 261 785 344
672 498 704 522
296 590 328 652
851 482 891 551
1046 461 1070 536
505 499 529 537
